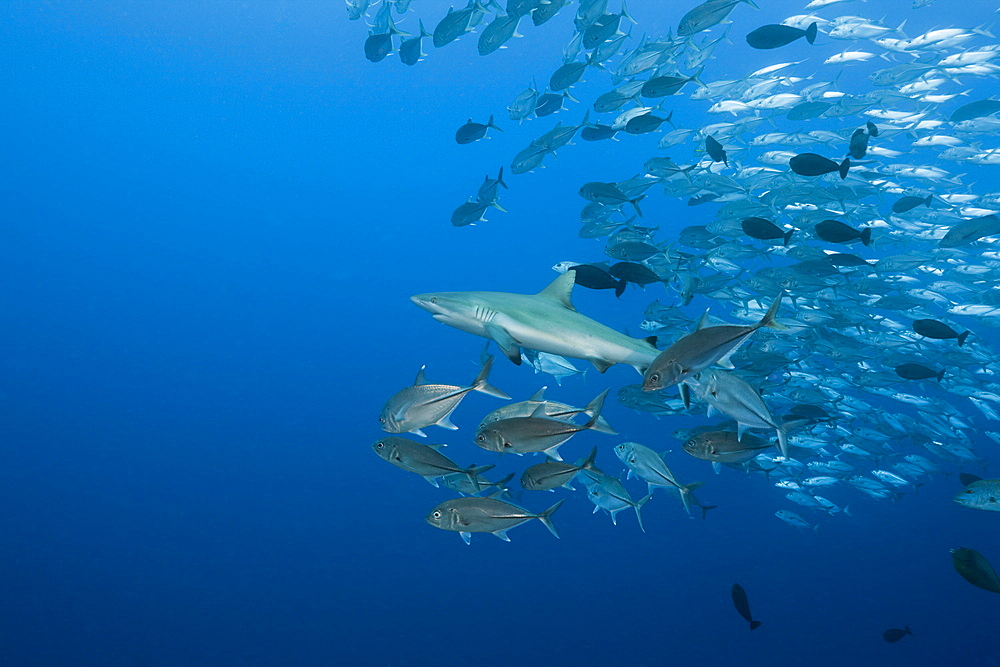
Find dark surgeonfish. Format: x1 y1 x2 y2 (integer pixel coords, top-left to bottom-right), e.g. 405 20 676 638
950 99 1000 123
742 217 793 245
705 135 728 165
569 264 627 297
609 261 663 287
731 583 761 630
642 292 787 391
455 115 502 144
426 496 564 544
892 194 933 213
746 22 817 49
790 153 850 179
938 214 1000 248
954 474 1000 513
678 0 756 37
895 363 944 381
912 319 970 346
815 220 872 246
848 128 870 159
364 30 397 62
882 627 912 643
398 20 431 65
866 120 879 137
951 547 1000 593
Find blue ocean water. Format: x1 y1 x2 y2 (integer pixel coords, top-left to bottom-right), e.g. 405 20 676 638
2 1 1000 665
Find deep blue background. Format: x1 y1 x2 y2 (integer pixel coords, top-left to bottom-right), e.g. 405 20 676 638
2 1 999 665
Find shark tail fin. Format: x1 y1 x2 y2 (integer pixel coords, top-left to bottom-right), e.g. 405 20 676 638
757 291 789 331
537 499 565 538
472 356 511 399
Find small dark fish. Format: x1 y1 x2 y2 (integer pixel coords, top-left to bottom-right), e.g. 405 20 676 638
892 194 933 214
913 319 970 346
827 253 871 267
609 261 662 286
786 100 832 121
455 115 502 144
866 120 879 137
569 264 626 297
706 135 728 165
625 114 670 135
678 0 752 37
895 363 944 381
688 193 719 206
364 31 395 62
950 99 1000 123
451 199 491 227
815 220 871 246
478 14 523 56
731 583 761 630
882 626 912 643
581 124 618 141
746 22 817 50
641 70 703 98
532 0 569 25
951 547 1000 594
742 217 793 245
788 404 832 421
790 153 850 179
848 128 869 159
579 181 644 216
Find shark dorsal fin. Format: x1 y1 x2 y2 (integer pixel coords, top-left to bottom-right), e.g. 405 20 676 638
414 365 428 385
536 272 577 311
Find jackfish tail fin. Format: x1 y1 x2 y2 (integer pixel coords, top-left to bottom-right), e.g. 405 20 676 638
757 291 789 331
472 356 511 399
537 499 565 538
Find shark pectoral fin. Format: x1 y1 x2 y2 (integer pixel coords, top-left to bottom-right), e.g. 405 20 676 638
485 323 522 365
590 358 614 373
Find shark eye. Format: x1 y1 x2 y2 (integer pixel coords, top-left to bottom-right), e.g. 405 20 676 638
430 296 438 304
966 490 974 494
990 497 997 503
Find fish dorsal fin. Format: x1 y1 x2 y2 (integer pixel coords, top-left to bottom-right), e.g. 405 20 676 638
414 366 428 385
696 309 710 330
536 271 577 311
530 402 550 418
529 386 548 401
960 473 983 486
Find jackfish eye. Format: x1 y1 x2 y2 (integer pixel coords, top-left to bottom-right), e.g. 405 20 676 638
477 434 486 442
432 511 441 519
649 373 660 383
376 442 384 449
379 417 385 423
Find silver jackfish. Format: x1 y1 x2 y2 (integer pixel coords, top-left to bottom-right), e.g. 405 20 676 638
687 368 789 458
474 389 610 460
380 356 510 437
411 272 660 374
614 441 706 516
372 436 494 489
477 386 617 435
520 447 598 491
642 292 787 391
425 496 564 544
579 468 653 531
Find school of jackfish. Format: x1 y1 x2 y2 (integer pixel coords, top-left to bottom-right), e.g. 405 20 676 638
356 0 1000 586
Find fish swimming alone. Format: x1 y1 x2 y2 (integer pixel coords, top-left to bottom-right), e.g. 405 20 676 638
731 583 761 630
951 547 1000 594
746 22 818 50
411 272 660 373
882 626 912 643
